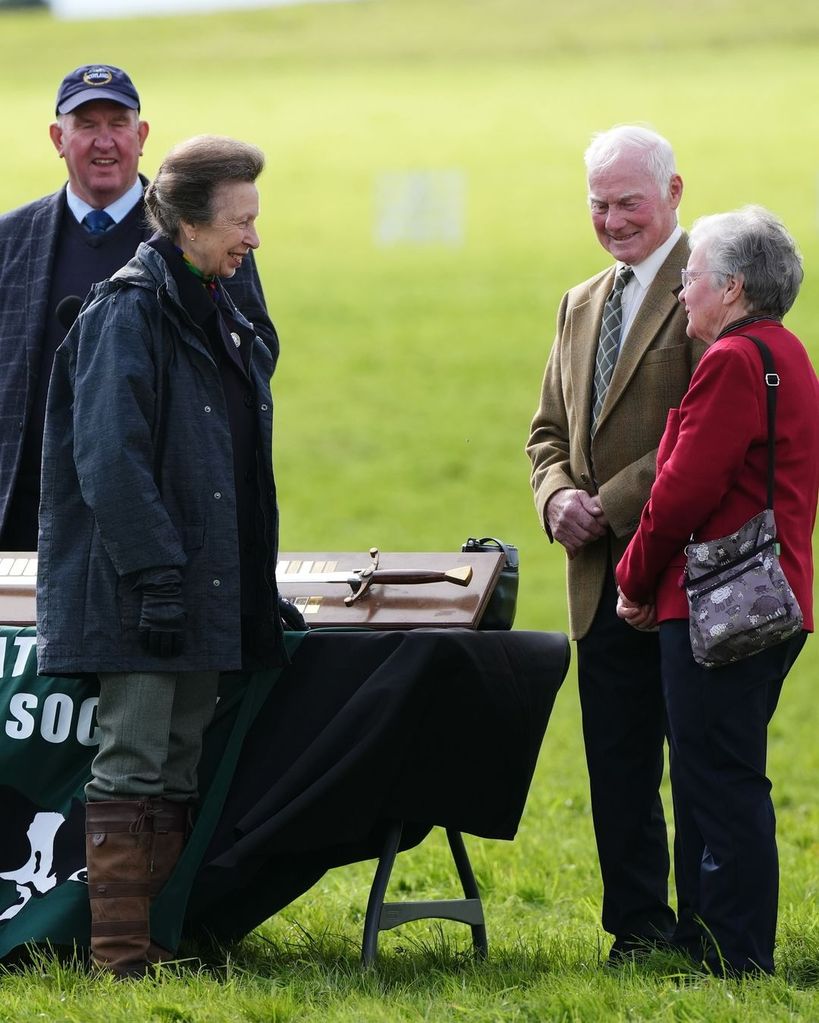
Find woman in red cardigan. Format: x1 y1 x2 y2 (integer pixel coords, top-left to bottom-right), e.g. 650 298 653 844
616 205 819 976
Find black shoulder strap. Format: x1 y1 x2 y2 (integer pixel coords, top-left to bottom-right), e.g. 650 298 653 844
739 334 777 510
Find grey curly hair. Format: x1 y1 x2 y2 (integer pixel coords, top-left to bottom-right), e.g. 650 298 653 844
689 205 803 318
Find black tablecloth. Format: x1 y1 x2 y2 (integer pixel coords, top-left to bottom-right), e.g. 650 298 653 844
0 627 569 957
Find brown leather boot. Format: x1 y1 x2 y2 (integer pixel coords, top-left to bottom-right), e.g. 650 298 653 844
146 799 192 964
85 799 157 978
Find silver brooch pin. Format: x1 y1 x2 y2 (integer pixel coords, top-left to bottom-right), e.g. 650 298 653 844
231 332 241 348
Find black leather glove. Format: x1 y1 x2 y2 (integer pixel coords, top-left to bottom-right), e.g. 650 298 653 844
135 567 187 657
278 594 308 631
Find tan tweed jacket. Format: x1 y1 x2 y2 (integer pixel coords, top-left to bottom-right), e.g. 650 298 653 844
527 235 706 639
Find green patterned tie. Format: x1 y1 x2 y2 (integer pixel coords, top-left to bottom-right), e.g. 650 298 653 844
591 265 633 437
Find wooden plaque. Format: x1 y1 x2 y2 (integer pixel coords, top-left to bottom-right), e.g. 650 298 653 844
1 550 505 630
277 551 505 629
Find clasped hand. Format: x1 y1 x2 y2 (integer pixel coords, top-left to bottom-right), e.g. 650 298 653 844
546 488 607 559
615 587 657 631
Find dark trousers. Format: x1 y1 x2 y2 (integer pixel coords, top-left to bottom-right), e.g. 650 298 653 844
660 621 805 974
577 566 675 941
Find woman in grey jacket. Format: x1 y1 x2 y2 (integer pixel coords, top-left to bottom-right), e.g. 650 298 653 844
36 135 290 977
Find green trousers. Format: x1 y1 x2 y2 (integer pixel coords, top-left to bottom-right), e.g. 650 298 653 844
86 670 220 802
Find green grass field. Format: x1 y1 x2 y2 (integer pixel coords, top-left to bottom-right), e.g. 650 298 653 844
1 1 818 1018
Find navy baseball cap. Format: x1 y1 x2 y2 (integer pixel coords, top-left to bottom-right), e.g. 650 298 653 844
56 64 140 115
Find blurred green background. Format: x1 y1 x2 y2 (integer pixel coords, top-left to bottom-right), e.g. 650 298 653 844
1 3 816 637
0 2 817 1007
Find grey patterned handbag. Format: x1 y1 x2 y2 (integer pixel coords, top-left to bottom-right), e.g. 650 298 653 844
683 336 803 668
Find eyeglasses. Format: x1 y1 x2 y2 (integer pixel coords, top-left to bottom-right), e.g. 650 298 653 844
680 269 722 288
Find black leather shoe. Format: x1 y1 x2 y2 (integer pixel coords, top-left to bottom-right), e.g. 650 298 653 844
606 934 672 967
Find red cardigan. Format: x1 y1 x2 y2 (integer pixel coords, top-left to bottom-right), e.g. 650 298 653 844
617 319 819 628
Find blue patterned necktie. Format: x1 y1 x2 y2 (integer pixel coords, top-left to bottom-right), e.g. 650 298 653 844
83 209 114 235
590 265 634 437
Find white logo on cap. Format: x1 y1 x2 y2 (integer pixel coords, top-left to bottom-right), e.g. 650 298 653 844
82 68 114 87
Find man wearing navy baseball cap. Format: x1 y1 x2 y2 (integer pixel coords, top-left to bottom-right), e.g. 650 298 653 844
0 64 279 552
55 64 141 115
49 64 148 220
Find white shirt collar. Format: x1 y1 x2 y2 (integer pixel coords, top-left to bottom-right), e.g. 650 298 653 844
66 178 143 225
617 224 682 343
623 223 683 289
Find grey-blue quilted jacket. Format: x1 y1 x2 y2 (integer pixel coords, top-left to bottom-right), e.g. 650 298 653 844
36 242 284 674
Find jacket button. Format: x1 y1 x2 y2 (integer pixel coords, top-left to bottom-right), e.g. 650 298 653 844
204 405 212 413
213 492 222 500
260 403 269 412
580 473 589 483
212 579 221 588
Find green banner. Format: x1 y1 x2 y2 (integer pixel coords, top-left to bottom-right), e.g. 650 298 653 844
0 626 304 960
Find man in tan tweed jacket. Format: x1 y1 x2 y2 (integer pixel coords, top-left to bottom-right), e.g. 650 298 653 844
526 125 705 963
